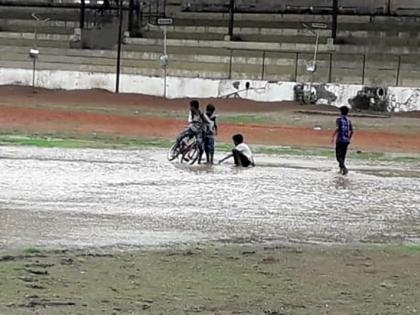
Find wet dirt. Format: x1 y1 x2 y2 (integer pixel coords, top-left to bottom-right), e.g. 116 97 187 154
1 86 420 153
1 244 420 315
0 86 419 314
0 245 420 315
1 146 419 250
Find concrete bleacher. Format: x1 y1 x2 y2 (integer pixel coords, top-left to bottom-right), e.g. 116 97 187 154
1 1 420 87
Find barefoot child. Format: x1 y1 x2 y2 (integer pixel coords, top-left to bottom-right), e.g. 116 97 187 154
203 104 218 164
218 134 255 167
332 106 354 175
175 100 208 159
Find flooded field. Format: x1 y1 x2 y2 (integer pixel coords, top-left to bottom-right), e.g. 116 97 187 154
1 146 419 250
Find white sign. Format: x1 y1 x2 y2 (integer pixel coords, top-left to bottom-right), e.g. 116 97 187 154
157 18 173 26
311 22 328 29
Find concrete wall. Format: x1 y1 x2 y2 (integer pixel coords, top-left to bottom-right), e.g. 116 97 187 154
0 67 419 112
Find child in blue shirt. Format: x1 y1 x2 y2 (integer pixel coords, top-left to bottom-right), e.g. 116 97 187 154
332 106 354 175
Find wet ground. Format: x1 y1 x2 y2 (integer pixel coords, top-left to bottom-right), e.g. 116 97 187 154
1 146 420 250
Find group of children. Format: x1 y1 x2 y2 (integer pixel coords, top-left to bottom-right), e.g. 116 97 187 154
175 100 255 167
174 100 353 174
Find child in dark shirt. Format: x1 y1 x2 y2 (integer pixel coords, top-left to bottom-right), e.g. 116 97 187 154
332 106 354 175
175 100 207 154
203 104 218 164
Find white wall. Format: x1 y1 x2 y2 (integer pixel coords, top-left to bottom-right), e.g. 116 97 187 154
1 67 419 112
387 87 420 112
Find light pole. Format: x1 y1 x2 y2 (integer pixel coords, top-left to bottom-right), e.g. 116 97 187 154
157 17 173 98
302 22 327 104
30 13 49 93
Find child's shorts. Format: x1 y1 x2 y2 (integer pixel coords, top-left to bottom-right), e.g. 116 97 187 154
204 137 215 154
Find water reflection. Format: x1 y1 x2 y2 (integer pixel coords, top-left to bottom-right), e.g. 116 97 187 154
332 174 352 190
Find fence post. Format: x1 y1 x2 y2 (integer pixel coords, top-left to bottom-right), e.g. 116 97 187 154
294 52 299 81
228 0 235 39
115 0 124 93
148 2 151 24
331 0 338 41
228 49 233 79
128 0 134 35
328 53 333 83
79 0 85 29
396 55 401 86
362 54 366 85
261 51 266 80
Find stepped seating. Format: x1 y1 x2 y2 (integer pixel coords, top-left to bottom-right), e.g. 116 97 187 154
1 1 420 87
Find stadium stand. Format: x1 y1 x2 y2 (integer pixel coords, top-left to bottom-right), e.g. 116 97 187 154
0 0 420 86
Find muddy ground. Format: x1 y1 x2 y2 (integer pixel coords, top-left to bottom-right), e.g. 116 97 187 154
1 146 420 249
0 146 419 315
0 86 420 152
1 245 420 315
1 86 420 314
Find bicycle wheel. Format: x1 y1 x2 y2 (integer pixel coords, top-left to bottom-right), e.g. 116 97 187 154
180 143 200 165
167 142 181 161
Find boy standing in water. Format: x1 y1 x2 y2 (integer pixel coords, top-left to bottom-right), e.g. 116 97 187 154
332 106 354 175
203 104 218 164
218 134 255 167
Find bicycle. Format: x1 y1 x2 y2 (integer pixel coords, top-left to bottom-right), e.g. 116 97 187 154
167 134 201 165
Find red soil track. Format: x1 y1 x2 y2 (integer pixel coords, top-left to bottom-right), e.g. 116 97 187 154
0 86 419 153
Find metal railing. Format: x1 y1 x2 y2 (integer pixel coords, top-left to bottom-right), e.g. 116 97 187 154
222 49 409 87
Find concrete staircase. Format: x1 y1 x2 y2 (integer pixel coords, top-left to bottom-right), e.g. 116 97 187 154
1 2 420 87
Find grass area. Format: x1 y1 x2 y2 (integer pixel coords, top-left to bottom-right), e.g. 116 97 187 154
22 248 42 255
0 134 172 150
1 243 420 314
1 133 419 164
219 112 420 134
383 244 420 254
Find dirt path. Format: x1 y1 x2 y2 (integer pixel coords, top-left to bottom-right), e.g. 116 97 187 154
0 86 419 153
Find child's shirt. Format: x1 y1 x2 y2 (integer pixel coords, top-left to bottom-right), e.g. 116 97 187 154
188 110 207 133
204 113 217 138
235 142 254 164
336 115 353 144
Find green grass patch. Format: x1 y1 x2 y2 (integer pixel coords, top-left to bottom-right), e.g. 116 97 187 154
1 132 419 164
381 244 420 254
0 134 172 150
0 264 25 274
219 114 274 125
23 247 41 255
0 135 90 148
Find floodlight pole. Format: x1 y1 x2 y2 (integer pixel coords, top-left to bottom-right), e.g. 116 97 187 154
115 0 123 93
302 22 326 104
31 14 49 93
308 32 320 104
163 24 167 98
32 56 36 92
157 17 172 99
313 32 319 72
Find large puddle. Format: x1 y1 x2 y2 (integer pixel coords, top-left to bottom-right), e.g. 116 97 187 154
1 146 419 250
